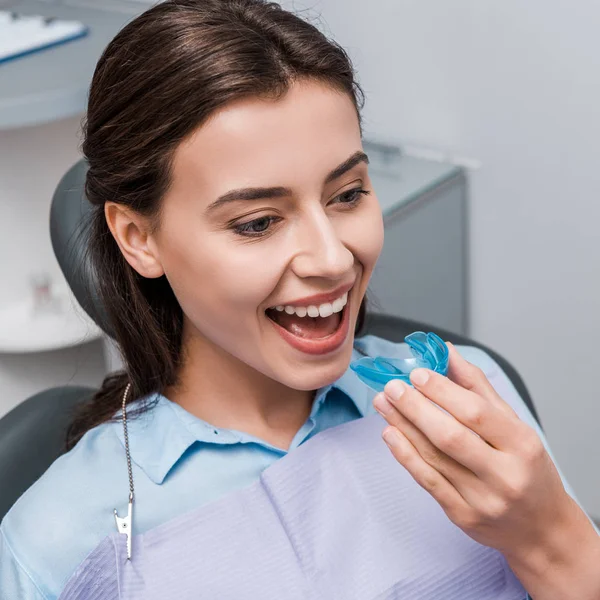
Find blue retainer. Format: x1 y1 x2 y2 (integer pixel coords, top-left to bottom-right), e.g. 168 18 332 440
350 331 449 393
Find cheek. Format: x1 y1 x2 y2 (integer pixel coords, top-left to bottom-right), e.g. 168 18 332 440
162 229 284 323
341 202 384 275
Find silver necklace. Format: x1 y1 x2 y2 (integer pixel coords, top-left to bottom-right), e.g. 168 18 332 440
113 382 134 560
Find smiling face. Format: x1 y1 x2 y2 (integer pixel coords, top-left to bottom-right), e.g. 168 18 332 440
146 79 384 392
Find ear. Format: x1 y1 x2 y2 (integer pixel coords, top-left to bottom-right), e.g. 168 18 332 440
105 202 165 279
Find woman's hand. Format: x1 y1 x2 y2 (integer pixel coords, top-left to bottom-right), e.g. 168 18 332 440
373 343 600 600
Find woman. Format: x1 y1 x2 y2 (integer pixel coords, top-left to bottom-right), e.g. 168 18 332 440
1 1 599 598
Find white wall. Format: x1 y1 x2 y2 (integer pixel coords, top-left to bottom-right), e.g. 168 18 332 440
304 0 600 516
0 117 108 417
0 117 83 307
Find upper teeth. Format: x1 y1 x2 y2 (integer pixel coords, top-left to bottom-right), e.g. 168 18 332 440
273 292 348 318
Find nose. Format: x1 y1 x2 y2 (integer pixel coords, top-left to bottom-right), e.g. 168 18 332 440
290 208 354 281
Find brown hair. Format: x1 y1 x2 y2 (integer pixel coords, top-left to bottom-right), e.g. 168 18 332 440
66 0 367 451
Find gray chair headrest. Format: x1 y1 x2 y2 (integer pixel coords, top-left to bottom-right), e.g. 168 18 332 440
49 160 114 339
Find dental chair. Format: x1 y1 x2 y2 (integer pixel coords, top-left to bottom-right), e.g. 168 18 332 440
0 159 539 522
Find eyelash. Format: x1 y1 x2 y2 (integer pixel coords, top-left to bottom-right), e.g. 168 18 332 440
232 187 371 238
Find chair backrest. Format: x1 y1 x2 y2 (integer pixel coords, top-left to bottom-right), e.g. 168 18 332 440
49 159 114 339
0 160 540 523
49 160 538 418
0 386 95 522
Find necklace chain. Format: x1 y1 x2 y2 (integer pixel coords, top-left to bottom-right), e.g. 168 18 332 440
121 382 134 501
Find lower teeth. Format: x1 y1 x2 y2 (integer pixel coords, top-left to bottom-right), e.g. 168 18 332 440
267 310 342 339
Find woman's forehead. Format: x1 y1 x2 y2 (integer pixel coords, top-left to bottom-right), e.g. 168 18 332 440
170 81 362 197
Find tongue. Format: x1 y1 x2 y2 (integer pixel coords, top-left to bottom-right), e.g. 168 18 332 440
270 311 341 339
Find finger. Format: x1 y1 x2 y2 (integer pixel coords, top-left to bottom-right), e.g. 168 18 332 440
381 426 471 515
373 393 481 489
383 378 498 478
446 342 517 418
408 366 526 452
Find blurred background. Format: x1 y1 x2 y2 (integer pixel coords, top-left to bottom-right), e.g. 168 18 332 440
1 0 598 522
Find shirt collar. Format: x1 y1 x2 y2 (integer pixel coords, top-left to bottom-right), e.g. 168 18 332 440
310 349 377 420
114 347 375 485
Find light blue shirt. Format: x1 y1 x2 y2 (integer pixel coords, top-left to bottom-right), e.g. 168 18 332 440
0 337 594 599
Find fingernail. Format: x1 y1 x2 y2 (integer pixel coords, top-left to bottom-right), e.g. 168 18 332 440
373 393 393 415
447 341 461 357
382 428 401 447
385 379 406 400
410 369 430 386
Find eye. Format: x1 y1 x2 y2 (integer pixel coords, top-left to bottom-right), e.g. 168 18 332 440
331 187 371 206
233 215 279 237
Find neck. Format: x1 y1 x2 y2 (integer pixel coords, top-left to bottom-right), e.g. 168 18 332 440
162 323 315 450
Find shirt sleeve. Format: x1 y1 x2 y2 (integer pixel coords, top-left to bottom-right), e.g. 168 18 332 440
460 346 600 536
0 528 48 600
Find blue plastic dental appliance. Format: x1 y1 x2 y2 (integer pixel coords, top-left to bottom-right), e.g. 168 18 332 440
350 331 449 392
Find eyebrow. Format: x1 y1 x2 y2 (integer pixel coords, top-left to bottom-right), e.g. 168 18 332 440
205 150 369 212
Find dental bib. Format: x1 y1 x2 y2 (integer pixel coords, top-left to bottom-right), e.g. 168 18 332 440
58 411 528 599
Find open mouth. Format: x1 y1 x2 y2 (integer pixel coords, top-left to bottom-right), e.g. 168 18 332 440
265 291 348 340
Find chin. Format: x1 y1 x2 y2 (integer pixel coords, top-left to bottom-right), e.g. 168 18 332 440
277 338 355 391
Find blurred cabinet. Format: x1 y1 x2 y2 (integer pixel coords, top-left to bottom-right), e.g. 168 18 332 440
364 140 469 336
